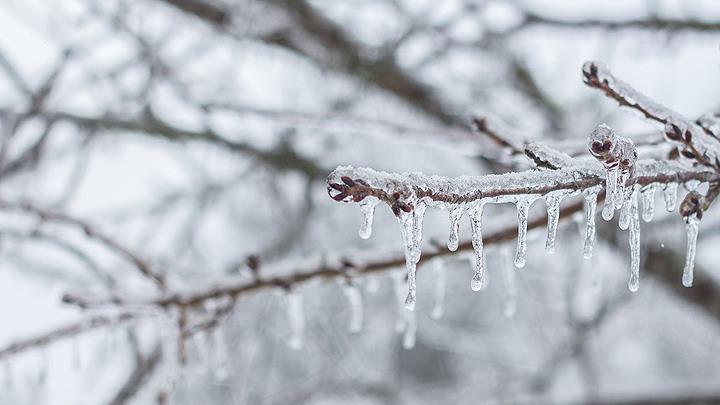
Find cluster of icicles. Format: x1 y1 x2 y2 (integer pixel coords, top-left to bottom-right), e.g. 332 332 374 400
345 134 703 317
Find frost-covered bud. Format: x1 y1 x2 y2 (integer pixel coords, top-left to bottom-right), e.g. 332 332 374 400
588 123 636 176
680 191 704 220
588 123 616 164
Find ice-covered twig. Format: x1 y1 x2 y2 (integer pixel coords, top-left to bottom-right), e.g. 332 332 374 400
582 61 720 170
327 161 710 210
524 142 575 169
0 199 167 290
470 114 526 155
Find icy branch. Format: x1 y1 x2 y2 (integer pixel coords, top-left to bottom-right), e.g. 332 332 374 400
582 61 720 170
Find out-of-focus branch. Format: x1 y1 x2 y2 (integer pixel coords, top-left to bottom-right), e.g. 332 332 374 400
0 313 135 361
108 342 163 405
62 196 589 309
0 199 167 290
519 11 720 33
0 108 326 178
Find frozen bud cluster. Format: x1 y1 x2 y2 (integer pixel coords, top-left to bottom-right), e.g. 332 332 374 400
588 124 638 220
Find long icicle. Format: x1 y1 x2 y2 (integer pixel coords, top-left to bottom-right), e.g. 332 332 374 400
682 214 700 287
582 186 600 259
468 202 486 290
628 189 641 292
514 198 534 268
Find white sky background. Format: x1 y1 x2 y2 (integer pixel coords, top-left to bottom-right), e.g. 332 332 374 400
1 0 720 404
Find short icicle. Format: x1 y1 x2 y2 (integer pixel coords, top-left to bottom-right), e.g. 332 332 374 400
468 202 486 290
640 184 656 223
514 198 535 269
447 207 463 252
628 189 641 292
544 190 569 254
358 197 379 239
682 214 700 288
287 291 305 350
663 183 678 212
431 259 446 320
582 186 600 259
343 283 364 333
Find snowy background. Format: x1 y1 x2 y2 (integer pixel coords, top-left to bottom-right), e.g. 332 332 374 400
1 0 720 404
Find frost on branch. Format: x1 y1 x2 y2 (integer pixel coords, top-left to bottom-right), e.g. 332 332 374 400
327 154 711 304
588 123 637 220
583 61 720 171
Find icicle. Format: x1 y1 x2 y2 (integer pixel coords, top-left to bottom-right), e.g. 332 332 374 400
684 179 700 192
287 292 305 350
618 189 632 230
343 284 363 333
582 186 600 259
602 167 618 220
391 271 406 332
628 189 641 292
514 198 534 268
501 249 517 318
365 276 380 294
211 329 230 381
682 214 700 288
431 259 446 320
663 183 678 212
402 308 417 349
544 191 569 253
37 348 48 386
397 200 426 311
468 202 486 290
358 197 379 239
192 331 210 369
641 184 656 222
447 207 463 252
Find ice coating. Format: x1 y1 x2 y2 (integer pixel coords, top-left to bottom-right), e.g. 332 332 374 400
545 190 571 253
628 189 641 292
618 189 632 231
397 200 426 311
602 167 618 220
431 259 446 320
468 202 486 291
358 197 379 239
663 183 678 212
588 124 637 219
582 186 600 259
343 284 364 333
514 197 536 268
683 214 700 288
447 207 463 251
287 292 305 350
641 184 656 222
